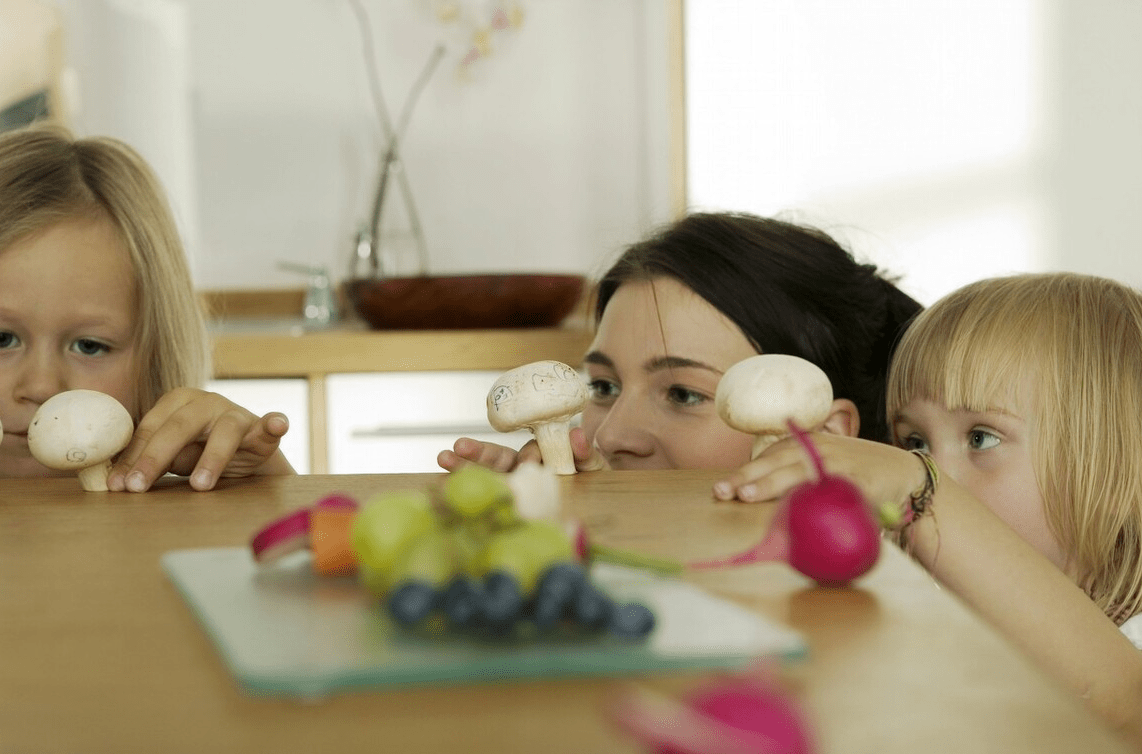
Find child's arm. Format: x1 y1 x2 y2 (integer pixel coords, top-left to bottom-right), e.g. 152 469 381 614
106 387 296 493
715 434 1142 748
437 427 606 473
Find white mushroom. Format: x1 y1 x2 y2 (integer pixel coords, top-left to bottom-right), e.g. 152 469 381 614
28 389 135 491
487 360 588 475
715 354 834 459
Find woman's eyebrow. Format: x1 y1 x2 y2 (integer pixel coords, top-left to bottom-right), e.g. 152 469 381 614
582 351 613 368
645 355 723 374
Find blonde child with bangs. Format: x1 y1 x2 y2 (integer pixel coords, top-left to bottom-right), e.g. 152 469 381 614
0 125 295 489
716 272 1142 746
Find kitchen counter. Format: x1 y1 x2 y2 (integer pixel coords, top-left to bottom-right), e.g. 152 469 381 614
211 323 595 378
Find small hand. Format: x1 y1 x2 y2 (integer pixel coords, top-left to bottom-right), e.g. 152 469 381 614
712 432 923 511
437 427 608 473
107 388 295 492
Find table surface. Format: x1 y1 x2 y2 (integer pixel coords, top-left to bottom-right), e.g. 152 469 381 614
0 471 1131 753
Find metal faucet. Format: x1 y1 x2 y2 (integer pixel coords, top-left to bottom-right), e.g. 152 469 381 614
278 262 337 328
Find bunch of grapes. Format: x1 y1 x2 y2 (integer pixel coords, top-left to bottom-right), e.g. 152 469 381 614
351 465 656 640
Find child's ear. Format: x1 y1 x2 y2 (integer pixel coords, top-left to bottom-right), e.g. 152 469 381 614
821 399 861 438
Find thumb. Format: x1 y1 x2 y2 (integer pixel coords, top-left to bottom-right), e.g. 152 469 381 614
570 427 608 471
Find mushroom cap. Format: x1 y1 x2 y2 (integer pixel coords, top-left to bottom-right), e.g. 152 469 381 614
487 360 588 432
28 389 135 470
715 354 833 435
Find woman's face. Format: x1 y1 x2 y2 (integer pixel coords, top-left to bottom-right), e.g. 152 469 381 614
580 277 758 470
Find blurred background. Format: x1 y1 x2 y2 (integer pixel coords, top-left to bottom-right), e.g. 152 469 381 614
3 0 1141 474
4 0 1140 304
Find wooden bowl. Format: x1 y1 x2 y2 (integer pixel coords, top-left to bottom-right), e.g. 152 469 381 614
343 274 587 330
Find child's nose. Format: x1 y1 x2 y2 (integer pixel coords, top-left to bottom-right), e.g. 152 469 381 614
13 349 67 406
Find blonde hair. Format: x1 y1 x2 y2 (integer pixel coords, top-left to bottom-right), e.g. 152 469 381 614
887 273 1142 623
0 125 209 413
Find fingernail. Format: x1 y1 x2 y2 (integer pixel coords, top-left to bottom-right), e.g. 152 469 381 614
713 481 732 500
739 484 758 502
191 469 213 490
126 472 147 493
106 473 123 492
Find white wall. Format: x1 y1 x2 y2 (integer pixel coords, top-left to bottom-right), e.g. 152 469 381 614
57 0 676 290
685 0 1142 305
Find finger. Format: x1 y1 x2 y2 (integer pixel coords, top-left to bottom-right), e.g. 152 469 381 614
713 440 814 503
450 437 520 473
569 428 608 471
185 408 256 490
107 389 198 490
117 401 221 493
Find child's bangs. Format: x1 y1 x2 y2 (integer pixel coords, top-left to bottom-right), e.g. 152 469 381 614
887 289 1037 418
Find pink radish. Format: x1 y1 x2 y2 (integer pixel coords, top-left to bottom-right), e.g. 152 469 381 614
690 421 880 585
610 674 815 754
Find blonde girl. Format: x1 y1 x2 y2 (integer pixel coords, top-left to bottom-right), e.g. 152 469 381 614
717 272 1142 746
0 125 294 489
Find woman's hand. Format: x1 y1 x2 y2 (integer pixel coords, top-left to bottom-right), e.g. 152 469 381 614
106 388 296 492
437 427 608 473
712 432 925 514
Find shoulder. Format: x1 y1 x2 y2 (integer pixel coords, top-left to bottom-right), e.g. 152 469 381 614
1120 613 1142 650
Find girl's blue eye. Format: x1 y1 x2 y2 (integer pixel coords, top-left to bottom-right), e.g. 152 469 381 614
900 434 929 452
72 338 111 357
968 428 1000 450
587 378 619 401
666 386 707 408
0 331 18 349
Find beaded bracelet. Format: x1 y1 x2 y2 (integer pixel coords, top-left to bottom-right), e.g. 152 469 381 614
879 449 940 550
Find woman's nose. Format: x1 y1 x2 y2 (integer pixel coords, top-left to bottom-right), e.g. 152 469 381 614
591 393 656 460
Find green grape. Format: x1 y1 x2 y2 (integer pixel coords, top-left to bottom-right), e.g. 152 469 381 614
388 525 459 591
352 490 436 575
472 520 575 595
441 464 514 520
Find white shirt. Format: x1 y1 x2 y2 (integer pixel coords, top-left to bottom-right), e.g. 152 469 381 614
1120 613 1142 650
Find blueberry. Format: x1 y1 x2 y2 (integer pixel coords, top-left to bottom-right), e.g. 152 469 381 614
479 571 524 628
572 583 614 630
608 602 656 639
387 581 438 627
441 576 482 628
533 562 588 631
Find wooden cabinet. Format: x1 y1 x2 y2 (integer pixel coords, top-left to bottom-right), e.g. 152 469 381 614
209 327 593 473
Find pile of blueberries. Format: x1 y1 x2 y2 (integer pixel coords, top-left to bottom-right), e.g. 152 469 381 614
385 561 657 640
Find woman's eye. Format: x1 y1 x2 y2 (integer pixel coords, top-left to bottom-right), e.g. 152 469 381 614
900 433 929 452
0 331 18 349
71 338 111 357
968 428 1000 450
666 386 708 408
587 378 619 401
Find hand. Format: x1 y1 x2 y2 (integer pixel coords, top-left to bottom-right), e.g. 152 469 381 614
712 431 925 513
106 388 296 492
437 427 608 473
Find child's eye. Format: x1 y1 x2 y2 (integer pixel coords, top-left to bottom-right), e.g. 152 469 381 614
71 338 111 357
666 386 708 408
587 378 619 402
900 433 929 452
968 428 1000 450
0 331 19 349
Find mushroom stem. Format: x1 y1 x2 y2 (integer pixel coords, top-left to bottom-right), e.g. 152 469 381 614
750 434 781 460
77 460 114 492
531 420 576 475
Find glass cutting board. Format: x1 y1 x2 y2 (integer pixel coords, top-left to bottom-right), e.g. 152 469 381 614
162 547 807 698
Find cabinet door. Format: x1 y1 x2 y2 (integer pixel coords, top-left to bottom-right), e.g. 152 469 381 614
325 372 534 474
206 378 311 473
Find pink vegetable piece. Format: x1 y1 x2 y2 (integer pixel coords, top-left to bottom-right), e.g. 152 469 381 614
611 675 815 754
250 493 360 563
690 421 880 585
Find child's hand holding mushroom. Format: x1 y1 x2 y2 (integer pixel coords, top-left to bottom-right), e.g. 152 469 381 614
104 387 295 493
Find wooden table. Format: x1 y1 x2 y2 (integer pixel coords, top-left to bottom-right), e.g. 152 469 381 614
0 471 1131 753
